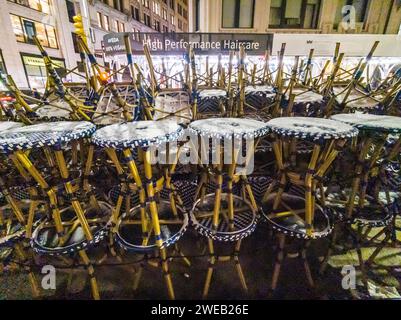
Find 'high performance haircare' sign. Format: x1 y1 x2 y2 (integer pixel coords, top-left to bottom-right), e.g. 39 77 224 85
103 33 273 56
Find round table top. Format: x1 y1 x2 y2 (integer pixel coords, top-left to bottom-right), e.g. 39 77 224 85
267 116 358 140
34 102 72 119
188 117 271 139
198 89 227 98
331 113 401 134
92 120 185 149
0 121 24 133
0 121 95 153
285 89 324 104
245 85 275 94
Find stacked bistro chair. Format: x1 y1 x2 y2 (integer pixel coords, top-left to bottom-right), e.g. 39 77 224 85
0 121 41 297
261 117 358 293
0 38 93 123
325 41 401 116
188 117 270 298
279 50 328 118
75 34 140 125
141 44 193 124
92 120 187 299
2 31 401 301
234 46 277 180
189 48 232 119
0 120 107 300
320 114 401 291
32 37 95 122
237 47 277 121
314 43 345 97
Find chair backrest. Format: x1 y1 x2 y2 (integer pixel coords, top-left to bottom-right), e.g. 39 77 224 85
154 90 192 124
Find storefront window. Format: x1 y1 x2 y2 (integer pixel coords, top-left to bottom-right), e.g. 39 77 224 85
142 0 149 8
10 15 25 42
71 32 80 53
35 22 49 47
10 14 58 48
21 53 65 90
97 12 103 28
162 8 168 20
269 0 321 29
66 0 76 23
23 19 36 43
222 0 254 28
153 1 160 15
104 15 110 31
9 0 50 14
144 14 151 27
46 25 57 48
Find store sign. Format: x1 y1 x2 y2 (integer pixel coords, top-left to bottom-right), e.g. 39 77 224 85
94 50 103 58
103 33 273 56
22 55 65 68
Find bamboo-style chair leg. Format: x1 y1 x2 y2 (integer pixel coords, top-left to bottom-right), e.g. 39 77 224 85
14 243 40 298
360 226 374 243
365 228 392 267
391 215 399 243
367 226 386 244
202 238 216 299
234 240 248 293
160 247 175 299
352 226 369 289
109 238 123 262
173 243 191 267
356 245 368 289
319 224 340 275
300 240 314 288
194 172 207 202
133 261 145 291
271 234 286 291
54 149 92 241
143 149 175 300
79 249 100 300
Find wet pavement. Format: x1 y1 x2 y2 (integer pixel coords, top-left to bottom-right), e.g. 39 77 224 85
3 221 392 300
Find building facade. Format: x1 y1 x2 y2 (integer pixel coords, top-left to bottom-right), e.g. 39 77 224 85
0 0 80 89
189 0 401 35
0 0 189 90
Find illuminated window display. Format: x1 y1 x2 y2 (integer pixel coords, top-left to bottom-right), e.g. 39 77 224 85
10 14 58 48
